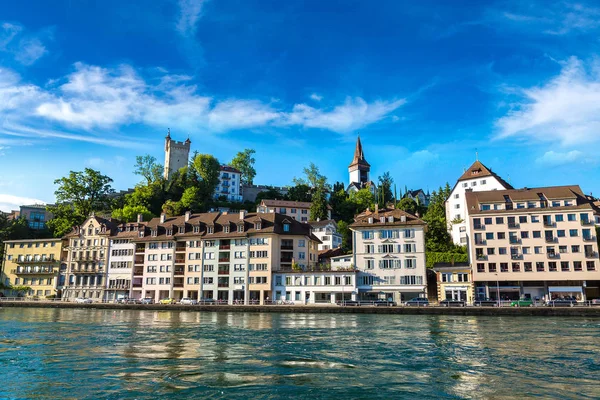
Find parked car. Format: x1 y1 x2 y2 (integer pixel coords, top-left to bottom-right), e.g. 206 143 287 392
75 298 93 304
199 298 216 305
125 298 140 304
159 298 177 305
547 299 577 307
179 297 198 305
374 300 397 307
510 298 533 307
140 297 154 304
337 300 360 306
591 298 600 306
473 298 498 307
439 299 466 307
405 297 429 306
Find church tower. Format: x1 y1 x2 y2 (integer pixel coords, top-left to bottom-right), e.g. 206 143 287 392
163 129 191 180
348 135 370 186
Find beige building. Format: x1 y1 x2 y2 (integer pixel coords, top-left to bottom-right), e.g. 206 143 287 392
62 215 118 301
432 263 474 303
257 199 332 222
1 238 64 298
350 206 428 303
466 185 599 302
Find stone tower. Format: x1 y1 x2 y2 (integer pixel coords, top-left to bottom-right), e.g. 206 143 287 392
348 135 370 186
163 130 191 180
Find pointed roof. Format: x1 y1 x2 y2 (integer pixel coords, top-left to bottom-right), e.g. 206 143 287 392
457 160 513 189
348 135 370 169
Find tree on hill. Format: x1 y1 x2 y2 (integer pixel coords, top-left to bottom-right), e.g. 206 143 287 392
111 205 154 222
134 155 163 184
310 186 328 221
287 184 312 202
230 149 256 185
255 186 285 205
192 153 221 203
378 172 394 205
422 184 454 252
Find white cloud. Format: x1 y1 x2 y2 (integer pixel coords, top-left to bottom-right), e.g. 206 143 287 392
176 0 207 36
495 57 600 146
0 21 48 65
535 150 583 166
310 93 323 101
0 194 46 213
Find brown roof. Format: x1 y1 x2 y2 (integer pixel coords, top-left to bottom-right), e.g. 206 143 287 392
220 165 241 173
309 219 337 228
350 207 426 228
457 160 513 189
318 247 345 259
465 185 594 215
64 215 121 238
348 135 370 169
260 199 332 210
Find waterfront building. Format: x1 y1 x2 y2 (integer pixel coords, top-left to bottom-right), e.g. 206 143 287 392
257 199 332 222
163 130 191 180
1 238 64 298
403 189 430 207
309 219 342 250
130 210 319 304
105 218 145 301
350 206 428 302
446 160 513 245
272 269 357 304
214 165 243 202
347 135 376 195
62 215 117 301
431 262 473 303
466 185 600 301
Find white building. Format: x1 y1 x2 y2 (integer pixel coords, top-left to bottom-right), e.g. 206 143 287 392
350 206 427 303
331 254 353 270
163 130 191 180
105 222 139 301
215 165 243 202
404 189 430 207
272 270 357 304
446 160 513 246
309 219 342 250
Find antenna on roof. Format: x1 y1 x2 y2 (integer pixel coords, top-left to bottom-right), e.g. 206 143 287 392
475 148 478 161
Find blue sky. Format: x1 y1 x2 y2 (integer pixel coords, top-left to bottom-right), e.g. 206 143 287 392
1 0 600 211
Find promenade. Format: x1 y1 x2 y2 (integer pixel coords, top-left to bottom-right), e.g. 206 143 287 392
2 300 600 317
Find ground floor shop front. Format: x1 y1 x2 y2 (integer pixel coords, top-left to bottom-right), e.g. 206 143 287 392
475 280 600 302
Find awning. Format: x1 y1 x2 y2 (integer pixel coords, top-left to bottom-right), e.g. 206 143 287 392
549 286 583 293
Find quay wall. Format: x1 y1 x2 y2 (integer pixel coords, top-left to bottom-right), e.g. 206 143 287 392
1 302 600 317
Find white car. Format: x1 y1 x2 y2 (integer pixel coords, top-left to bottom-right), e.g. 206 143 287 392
75 298 93 304
179 297 198 305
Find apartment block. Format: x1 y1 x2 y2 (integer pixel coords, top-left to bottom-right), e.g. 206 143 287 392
105 220 142 301
62 215 117 301
257 199 332 222
446 160 513 245
466 185 600 301
1 238 64 298
272 270 357 304
350 206 428 303
309 219 342 250
215 165 243 202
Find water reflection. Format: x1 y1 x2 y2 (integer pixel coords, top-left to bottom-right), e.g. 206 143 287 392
0 309 599 399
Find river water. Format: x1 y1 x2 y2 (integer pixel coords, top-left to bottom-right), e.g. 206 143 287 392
0 308 598 399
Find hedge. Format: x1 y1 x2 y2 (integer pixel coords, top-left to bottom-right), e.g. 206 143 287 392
426 252 469 268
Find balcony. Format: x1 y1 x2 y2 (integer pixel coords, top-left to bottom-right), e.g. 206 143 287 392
473 224 485 230
219 244 231 250
72 267 104 274
132 282 143 288
510 254 522 260
173 281 184 288
508 222 520 229
281 258 294 264
581 219 595 226
509 238 521 244
108 283 130 289
543 220 555 227
281 245 294 250
17 258 58 264
174 268 185 276
174 257 186 264
221 175 230 180
545 236 557 243
586 251 598 258
175 246 186 252
476 254 487 261
218 257 230 263
218 283 229 288
134 256 145 264
133 267 144 276
547 253 560 259
135 245 145 253
475 240 486 246
11 267 56 274
583 236 596 242
218 269 230 275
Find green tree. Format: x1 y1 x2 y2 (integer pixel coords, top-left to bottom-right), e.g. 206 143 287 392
134 155 163 184
287 184 312 202
378 172 394 205
255 186 284 205
350 188 375 215
337 220 352 252
111 205 154 222
180 186 203 211
162 199 183 217
310 186 328 221
46 168 115 237
293 162 329 190
230 149 257 185
192 153 221 202
397 197 419 215
422 184 454 252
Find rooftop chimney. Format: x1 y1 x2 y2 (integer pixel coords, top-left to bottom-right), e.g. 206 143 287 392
375 204 379 214
185 211 191 222
137 214 143 223
160 213 166 223
239 210 247 220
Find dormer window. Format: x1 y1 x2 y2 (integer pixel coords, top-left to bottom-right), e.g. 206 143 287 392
380 217 385 223
387 216 393 223
255 222 261 230
224 226 230 233
167 229 173 236
126 226 131 232
400 216 406 223
208 226 214 234
151 229 157 237
238 224 244 233
138 231 144 238
193 225 200 233
368 217 373 224
179 225 185 233
283 223 290 232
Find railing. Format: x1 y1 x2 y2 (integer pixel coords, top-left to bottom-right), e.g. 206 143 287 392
133 268 144 275
585 252 598 258
11 268 56 274
218 270 229 275
174 258 186 264
173 283 184 288
545 237 557 243
174 269 185 275
135 246 145 253
175 247 186 252
509 238 521 244
219 245 231 250
476 255 487 261
510 254 522 260
217 283 229 288
508 223 520 229
108 284 130 289
543 221 555 227
72 267 104 273
473 224 485 230
218 257 230 262
580 220 595 226
134 257 145 264
16 258 58 264
583 236 596 242
547 253 560 259
281 245 294 250
132 283 143 288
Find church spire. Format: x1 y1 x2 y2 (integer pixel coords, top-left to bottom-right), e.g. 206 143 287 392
349 134 370 168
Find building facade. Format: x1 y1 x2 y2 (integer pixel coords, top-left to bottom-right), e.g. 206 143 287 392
466 185 600 302
257 199 332 222
163 131 191 180
105 220 142 301
432 263 473 303
62 215 117 301
215 165 243 202
19 204 53 230
1 238 64 298
350 206 428 303
404 189 430 207
309 219 342 250
446 160 513 245
272 270 356 304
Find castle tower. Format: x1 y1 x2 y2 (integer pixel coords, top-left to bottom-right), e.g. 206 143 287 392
348 135 370 186
163 129 191 180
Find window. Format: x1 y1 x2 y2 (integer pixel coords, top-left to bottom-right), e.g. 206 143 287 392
499 247 507 255
487 248 495 255
204 265 214 272
536 262 544 272
362 231 374 240
404 258 416 269
477 263 485 273
586 261 595 271
524 262 532 272
283 223 290 232
484 217 493 225
203 277 214 284
298 240 305 247
403 243 416 253
365 259 375 269
462 183 468 188
441 273 453 282
532 231 541 238
495 217 504 224
574 261 583 272
534 246 542 254
561 262 569 272
571 245 580 253
481 179 486 185
531 216 539 223
454 194 459 199
497 232 506 240
521 231 529 239
567 214 576 222
569 229 578 237
548 262 557 272
557 230 566 237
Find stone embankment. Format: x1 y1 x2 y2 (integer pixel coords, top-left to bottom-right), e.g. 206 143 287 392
1 301 600 317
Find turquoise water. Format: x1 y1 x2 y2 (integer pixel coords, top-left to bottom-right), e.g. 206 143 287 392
0 309 599 399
